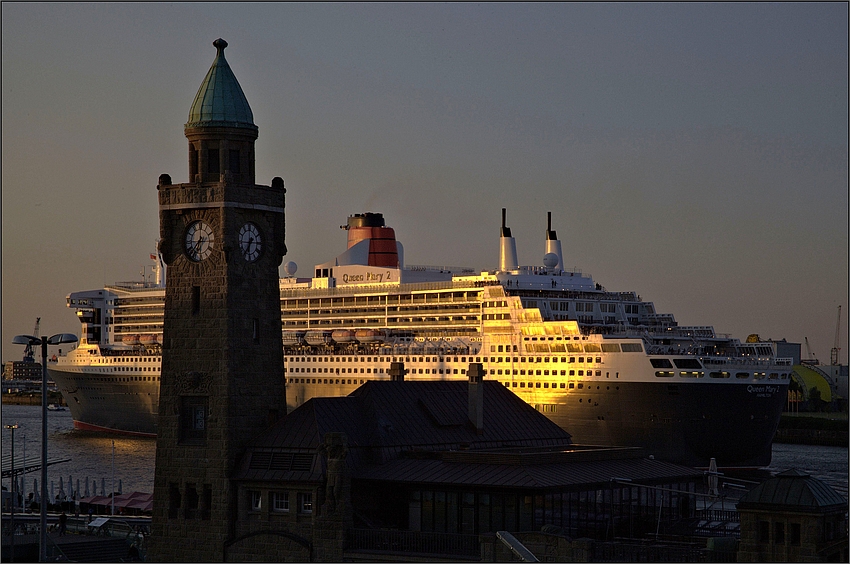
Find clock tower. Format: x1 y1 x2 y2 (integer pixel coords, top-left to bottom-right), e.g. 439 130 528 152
149 39 286 562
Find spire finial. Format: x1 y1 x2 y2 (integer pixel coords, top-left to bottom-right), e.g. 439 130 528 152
213 38 228 53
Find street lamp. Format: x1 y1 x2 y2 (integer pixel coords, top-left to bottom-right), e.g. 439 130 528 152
12 333 77 562
5 423 18 563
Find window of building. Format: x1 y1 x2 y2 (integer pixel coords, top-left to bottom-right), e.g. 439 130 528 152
759 520 770 543
298 492 313 514
790 522 801 545
272 491 289 512
168 482 181 519
774 521 785 544
229 149 241 174
249 490 262 512
201 484 211 520
179 395 208 445
208 148 220 174
184 484 199 519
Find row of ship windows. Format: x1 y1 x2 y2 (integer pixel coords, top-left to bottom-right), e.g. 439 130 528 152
286 377 611 391
81 376 160 382
287 367 612 378
290 356 604 364
284 292 480 307
655 371 788 380
100 357 159 363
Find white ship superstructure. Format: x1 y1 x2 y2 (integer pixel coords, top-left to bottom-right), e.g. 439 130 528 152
50 210 791 466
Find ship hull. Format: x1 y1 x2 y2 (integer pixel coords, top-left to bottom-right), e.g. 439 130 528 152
285 374 787 468
48 365 158 436
49 358 787 467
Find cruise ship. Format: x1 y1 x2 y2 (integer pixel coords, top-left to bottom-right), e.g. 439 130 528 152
49 210 792 467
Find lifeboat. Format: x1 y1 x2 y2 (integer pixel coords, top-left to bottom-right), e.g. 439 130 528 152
304 330 332 346
355 329 386 343
122 334 141 346
139 334 159 346
331 329 355 344
282 331 305 346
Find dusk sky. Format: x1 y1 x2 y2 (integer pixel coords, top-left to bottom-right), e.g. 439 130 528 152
2 3 847 364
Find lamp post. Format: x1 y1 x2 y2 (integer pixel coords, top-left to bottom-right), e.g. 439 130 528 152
5 423 19 563
12 333 77 562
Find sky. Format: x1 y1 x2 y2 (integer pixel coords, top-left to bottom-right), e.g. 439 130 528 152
2 3 847 365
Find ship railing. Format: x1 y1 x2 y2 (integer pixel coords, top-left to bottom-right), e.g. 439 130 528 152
280 279 500 299
405 264 477 274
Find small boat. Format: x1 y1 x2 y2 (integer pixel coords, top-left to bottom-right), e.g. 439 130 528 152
304 330 331 346
139 334 159 346
331 329 355 343
47 404 66 411
282 331 305 346
122 334 141 346
355 329 386 343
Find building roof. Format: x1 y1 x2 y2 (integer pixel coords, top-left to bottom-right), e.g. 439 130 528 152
354 452 700 490
737 469 848 511
185 38 256 131
234 379 701 490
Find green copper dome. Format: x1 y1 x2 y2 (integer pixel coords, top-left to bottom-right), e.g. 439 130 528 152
186 39 257 132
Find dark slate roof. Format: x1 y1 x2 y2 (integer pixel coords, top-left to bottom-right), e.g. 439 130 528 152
185 38 257 131
737 469 848 511
233 380 706 490
234 380 572 483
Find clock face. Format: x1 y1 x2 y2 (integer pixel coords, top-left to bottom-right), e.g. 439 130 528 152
239 222 263 262
185 221 214 261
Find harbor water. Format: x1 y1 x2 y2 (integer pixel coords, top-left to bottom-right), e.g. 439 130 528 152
2 404 847 500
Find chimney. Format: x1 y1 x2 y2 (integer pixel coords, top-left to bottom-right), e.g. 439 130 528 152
544 211 564 272
499 208 519 272
389 362 406 382
467 363 485 434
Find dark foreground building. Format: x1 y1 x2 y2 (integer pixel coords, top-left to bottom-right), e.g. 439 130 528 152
737 469 848 562
225 365 704 561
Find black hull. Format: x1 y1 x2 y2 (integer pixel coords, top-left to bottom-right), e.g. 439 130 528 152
526 380 786 467
50 362 787 467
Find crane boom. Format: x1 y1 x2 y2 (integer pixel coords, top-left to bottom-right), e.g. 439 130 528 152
22 317 41 362
803 337 818 365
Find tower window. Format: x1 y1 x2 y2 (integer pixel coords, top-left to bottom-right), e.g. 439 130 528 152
184 484 199 519
207 148 220 174
229 149 241 174
253 318 260 344
179 395 208 445
189 146 198 179
201 484 212 520
192 286 200 315
168 482 181 519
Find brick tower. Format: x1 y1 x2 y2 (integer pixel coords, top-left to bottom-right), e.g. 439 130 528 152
149 39 286 562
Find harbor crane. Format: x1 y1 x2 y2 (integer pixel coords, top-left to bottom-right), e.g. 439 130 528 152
22 317 40 363
830 305 842 366
803 337 818 365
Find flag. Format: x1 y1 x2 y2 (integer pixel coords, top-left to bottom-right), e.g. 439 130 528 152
150 254 157 260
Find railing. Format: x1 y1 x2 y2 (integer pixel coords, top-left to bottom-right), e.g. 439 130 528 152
346 528 479 558
592 540 713 562
695 509 740 523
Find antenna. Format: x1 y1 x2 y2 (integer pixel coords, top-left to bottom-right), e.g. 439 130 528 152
831 305 842 365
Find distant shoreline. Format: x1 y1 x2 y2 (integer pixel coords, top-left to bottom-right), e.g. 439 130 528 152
1 392 67 406
774 413 848 447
